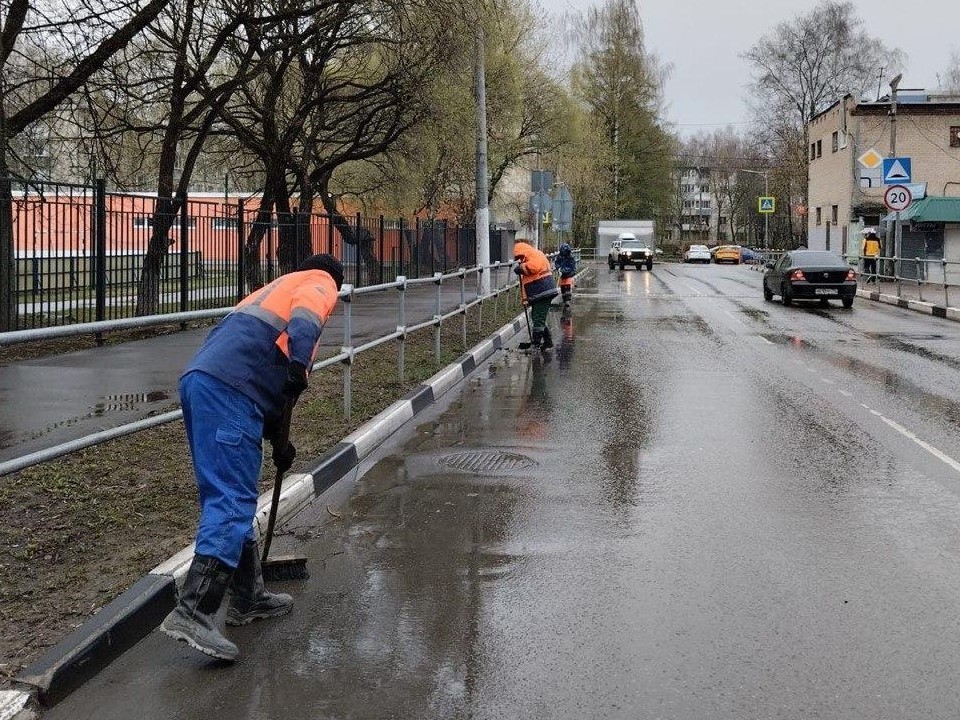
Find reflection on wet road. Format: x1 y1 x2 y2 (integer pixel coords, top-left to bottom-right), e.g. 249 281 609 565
47 263 960 718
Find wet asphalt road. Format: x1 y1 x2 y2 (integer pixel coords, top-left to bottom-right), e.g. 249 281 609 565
44 262 960 718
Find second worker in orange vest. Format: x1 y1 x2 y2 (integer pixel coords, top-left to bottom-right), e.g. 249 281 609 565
514 241 559 350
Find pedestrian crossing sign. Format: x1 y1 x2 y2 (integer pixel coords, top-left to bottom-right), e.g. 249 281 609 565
758 196 776 214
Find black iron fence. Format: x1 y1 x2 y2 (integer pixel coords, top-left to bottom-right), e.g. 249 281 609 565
1 178 477 331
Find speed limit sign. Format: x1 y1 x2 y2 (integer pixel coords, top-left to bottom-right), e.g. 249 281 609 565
884 184 912 211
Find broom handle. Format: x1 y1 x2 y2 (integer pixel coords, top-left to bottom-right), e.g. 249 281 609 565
261 400 293 564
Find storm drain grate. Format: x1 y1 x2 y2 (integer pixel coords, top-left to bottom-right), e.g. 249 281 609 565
438 451 536 473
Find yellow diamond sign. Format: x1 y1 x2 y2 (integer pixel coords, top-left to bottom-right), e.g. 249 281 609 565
858 149 884 169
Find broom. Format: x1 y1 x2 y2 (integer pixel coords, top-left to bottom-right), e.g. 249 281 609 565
260 400 309 581
517 303 534 350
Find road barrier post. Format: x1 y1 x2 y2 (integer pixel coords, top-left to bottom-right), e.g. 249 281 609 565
397 276 406 383
341 285 354 421
434 272 442 361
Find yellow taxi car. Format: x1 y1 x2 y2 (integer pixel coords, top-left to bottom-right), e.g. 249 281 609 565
713 245 742 265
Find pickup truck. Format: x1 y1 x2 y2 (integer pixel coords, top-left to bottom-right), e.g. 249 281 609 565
607 233 654 271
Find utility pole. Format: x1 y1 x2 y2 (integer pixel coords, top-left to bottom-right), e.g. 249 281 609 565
474 21 491 294
889 73 902 277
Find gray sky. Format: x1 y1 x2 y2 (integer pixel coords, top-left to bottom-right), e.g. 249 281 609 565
545 0 958 134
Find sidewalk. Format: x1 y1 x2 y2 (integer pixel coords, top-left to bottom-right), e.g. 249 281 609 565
858 278 960 321
0 282 484 463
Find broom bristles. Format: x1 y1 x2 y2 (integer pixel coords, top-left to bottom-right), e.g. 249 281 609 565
262 555 309 581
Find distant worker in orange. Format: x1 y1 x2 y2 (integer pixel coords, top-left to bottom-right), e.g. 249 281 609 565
514 241 559 350
861 228 881 284
554 243 576 307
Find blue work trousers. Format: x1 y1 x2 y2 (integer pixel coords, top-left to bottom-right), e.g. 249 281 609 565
180 371 264 567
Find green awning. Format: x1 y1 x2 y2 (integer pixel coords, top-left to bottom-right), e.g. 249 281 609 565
898 196 960 223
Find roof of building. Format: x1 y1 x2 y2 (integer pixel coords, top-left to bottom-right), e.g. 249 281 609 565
891 196 960 223
852 91 960 116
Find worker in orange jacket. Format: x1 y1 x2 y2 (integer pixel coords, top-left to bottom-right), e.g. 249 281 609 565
514 241 559 349
160 254 342 662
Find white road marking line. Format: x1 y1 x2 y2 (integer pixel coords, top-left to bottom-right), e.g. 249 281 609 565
839 389 852 397
860 403 871 409
821 378 835 385
869 410 960 475
759 337 774 345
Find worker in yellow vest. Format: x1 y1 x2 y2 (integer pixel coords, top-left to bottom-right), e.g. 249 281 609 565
861 228 881 284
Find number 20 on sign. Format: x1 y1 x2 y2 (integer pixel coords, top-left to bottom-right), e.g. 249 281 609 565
884 185 912 212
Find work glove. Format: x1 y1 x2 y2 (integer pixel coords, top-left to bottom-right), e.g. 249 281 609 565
513 263 524 276
271 440 297 474
283 361 308 401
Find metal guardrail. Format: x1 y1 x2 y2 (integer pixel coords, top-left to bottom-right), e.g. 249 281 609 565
0 254 581 476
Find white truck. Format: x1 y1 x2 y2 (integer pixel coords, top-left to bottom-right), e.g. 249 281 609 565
596 220 656 271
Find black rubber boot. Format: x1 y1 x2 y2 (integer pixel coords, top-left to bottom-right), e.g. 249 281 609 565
160 554 238 661
530 329 543 349
541 326 554 350
226 540 294 626
561 288 572 306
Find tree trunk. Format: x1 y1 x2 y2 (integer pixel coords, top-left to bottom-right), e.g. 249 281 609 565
318 180 377 286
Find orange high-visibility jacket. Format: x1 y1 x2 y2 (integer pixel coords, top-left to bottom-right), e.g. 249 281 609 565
514 242 558 303
184 269 340 416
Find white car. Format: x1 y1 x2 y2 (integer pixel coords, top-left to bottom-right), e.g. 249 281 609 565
683 244 712 264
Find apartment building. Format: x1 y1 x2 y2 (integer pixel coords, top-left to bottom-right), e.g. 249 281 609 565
674 167 730 246
807 92 960 276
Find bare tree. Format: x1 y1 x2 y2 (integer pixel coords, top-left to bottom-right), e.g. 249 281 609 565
942 49 960 92
742 1 904 247
0 0 174 328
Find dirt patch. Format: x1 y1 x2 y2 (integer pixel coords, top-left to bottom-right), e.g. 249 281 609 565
0 293 520 681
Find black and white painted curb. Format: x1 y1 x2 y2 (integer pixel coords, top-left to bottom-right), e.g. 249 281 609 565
11 312 529 709
856 288 960 321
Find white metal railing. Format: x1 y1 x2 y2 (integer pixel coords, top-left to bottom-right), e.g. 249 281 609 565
0 254 583 476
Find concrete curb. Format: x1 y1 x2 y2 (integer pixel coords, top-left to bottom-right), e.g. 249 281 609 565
856 288 960 321
0 690 32 720
13 312 528 708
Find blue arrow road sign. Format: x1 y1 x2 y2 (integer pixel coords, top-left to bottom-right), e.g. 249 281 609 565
882 157 912 185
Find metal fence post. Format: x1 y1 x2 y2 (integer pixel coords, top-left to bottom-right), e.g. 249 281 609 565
943 259 950 308
414 217 420 280
94 178 107 345
477 266 484 333
399 218 406 279
354 212 361 287
236 199 245 302
378 215 385 285
179 191 190 326
895 254 902 299
460 267 467 350
397 275 406 383
916 258 923 302
327 213 334 254
341 285 353 421
493 262 500 324
434 271 442 360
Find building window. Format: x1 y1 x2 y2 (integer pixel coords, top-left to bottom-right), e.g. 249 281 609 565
810 143 816 160
831 205 838 224
815 207 822 226
211 217 238 231
816 140 822 158
951 126 960 148
832 131 839 153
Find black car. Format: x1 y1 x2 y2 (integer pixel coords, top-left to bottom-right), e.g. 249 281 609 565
763 250 857 308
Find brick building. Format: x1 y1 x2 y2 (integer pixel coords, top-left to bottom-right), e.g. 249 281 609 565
807 92 960 277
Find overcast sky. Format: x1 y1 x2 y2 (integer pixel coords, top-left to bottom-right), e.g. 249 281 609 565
545 0 958 134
